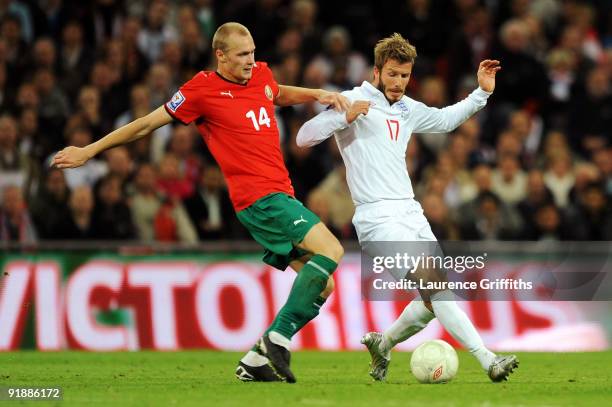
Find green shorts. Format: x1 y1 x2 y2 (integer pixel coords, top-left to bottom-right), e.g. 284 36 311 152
237 193 321 271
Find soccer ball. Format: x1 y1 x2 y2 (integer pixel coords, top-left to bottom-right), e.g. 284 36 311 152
410 339 459 384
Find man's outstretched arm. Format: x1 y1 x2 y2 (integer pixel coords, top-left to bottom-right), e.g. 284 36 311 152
52 106 173 169
275 85 350 111
297 100 371 147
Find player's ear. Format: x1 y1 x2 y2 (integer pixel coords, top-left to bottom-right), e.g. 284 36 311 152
373 66 380 83
216 49 226 63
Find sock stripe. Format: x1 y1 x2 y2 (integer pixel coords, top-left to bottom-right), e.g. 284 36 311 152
307 260 330 277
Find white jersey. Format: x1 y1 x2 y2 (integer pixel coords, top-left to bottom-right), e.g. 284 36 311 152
297 81 491 207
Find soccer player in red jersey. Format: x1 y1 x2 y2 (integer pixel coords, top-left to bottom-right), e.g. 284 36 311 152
53 22 350 383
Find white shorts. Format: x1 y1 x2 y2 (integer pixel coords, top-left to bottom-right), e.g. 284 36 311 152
352 199 437 243
354 199 438 282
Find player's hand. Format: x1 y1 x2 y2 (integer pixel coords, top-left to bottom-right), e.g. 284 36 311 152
477 59 501 93
317 90 350 112
346 100 371 124
51 146 91 169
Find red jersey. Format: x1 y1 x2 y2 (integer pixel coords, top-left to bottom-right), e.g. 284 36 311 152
164 62 294 211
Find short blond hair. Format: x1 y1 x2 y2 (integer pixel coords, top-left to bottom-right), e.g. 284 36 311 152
374 33 417 70
212 22 251 52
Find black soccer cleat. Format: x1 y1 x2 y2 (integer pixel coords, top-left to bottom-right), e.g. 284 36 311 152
235 361 283 382
258 335 296 383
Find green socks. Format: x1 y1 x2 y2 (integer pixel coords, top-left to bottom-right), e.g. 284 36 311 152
265 254 337 340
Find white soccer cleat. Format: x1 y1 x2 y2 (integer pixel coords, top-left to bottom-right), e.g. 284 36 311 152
488 354 519 382
361 332 391 381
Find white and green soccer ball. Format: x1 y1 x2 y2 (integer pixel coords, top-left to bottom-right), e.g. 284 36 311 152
410 339 459 384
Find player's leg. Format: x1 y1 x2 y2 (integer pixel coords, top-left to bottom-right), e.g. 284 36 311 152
425 289 518 381
238 194 342 382
288 254 335 332
237 254 334 383
259 222 342 382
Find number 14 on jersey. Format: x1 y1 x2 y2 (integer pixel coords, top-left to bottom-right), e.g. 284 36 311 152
246 107 271 131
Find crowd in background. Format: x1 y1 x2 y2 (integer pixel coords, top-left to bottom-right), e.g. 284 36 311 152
1 0 611 244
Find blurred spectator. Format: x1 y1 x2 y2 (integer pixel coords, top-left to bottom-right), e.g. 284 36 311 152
0 185 36 242
517 169 555 238
311 25 368 88
156 153 194 200
289 0 322 62
92 174 135 240
491 154 527 205
58 20 93 100
49 127 107 189
568 67 612 157
137 0 178 63
147 62 173 109
306 189 341 238
544 150 575 208
1 14 28 80
309 157 355 239
131 163 197 243
421 193 460 240
61 186 97 239
285 118 328 202
565 182 612 240
33 68 69 135
592 148 612 196
569 162 600 205
448 6 494 97
529 203 570 241
460 164 493 203
491 18 548 109
417 76 450 154
167 126 202 185
104 146 134 189
458 191 523 240
120 16 149 84
180 20 210 74
183 164 237 240
29 168 71 239
0 114 39 197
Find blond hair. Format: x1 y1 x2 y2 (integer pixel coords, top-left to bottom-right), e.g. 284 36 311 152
212 22 251 52
374 33 417 70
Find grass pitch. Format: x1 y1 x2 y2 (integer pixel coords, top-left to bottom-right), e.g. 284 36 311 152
0 351 610 406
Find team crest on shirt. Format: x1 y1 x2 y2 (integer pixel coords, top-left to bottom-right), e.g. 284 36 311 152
395 100 409 119
167 90 186 112
265 85 274 100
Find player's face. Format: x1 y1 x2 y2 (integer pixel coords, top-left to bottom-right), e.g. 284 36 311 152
373 59 413 103
219 34 256 83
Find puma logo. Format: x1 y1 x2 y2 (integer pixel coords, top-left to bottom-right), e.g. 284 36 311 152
293 216 307 226
220 91 233 98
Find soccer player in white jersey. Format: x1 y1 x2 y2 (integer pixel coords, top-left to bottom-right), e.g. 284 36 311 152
296 33 518 382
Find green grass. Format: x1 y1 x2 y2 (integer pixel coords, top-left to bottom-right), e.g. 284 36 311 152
0 351 611 406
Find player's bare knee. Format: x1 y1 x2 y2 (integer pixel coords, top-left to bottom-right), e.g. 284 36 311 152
321 277 335 298
321 240 344 263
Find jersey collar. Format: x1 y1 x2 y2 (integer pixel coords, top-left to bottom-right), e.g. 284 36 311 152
215 71 248 86
362 81 404 106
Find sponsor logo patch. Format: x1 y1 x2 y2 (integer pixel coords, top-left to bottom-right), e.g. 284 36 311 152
167 90 186 112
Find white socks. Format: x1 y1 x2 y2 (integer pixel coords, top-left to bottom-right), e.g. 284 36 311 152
383 298 435 351
241 332 291 367
269 331 291 350
241 350 268 367
430 290 496 370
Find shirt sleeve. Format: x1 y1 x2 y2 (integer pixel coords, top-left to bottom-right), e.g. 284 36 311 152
259 61 280 97
296 106 350 147
165 76 204 125
410 87 492 134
